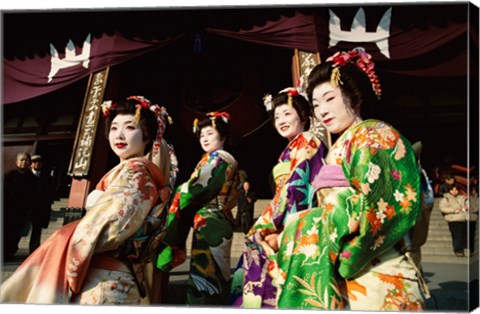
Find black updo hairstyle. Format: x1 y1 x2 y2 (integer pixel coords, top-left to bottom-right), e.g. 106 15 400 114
268 92 311 131
306 59 378 117
104 98 158 155
194 115 232 151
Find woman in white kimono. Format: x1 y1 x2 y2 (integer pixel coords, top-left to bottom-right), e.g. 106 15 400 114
0 95 176 304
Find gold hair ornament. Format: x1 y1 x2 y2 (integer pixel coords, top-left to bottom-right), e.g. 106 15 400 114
193 118 199 133
278 87 300 107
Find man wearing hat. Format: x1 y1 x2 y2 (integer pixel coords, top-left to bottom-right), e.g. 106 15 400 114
29 154 54 254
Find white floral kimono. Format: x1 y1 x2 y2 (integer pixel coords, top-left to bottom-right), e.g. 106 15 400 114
1 157 167 304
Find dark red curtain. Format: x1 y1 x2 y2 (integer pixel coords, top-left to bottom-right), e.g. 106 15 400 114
3 4 477 105
206 11 319 53
3 33 184 104
206 6 476 78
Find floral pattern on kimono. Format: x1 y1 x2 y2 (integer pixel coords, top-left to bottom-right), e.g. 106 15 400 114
156 149 238 305
275 120 425 310
66 158 165 299
232 132 325 308
0 158 166 304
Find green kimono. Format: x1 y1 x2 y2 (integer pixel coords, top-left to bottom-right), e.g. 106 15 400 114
275 120 426 311
157 149 238 305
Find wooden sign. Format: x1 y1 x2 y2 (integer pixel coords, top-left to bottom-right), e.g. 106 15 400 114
68 67 109 177
292 49 331 148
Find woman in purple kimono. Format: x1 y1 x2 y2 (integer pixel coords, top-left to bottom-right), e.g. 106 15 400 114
230 88 326 307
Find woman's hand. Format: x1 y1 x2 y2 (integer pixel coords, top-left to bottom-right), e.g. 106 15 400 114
265 233 280 252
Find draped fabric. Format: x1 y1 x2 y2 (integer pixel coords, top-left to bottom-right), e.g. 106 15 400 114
207 6 475 78
3 4 477 104
3 33 184 104
206 11 319 53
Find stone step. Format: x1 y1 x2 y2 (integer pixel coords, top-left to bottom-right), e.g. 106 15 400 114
422 244 476 255
15 198 476 266
423 239 477 248
421 254 477 264
428 228 474 238
51 197 69 211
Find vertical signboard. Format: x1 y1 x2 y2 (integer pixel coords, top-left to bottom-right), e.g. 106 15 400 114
292 49 331 148
68 67 109 177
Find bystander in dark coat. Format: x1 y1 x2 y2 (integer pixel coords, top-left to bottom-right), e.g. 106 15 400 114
236 181 257 234
29 154 55 254
3 152 38 261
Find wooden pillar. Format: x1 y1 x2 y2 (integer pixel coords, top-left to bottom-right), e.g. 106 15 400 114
291 49 331 148
66 68 110 210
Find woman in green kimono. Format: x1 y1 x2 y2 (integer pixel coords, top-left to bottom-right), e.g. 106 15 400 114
274 48 428 310
156 112 239 305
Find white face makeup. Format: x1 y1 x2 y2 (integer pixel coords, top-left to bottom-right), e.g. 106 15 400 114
274 104 305 141
109 114 148 162
200 125 224 153
311 82 360 135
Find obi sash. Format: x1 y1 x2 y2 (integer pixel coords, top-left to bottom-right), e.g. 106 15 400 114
313 165 350 190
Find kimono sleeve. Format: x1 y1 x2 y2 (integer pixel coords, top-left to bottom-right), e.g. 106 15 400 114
337 124 421 279
251 132 324 235
66 160 159 291
157 152 231 271
279 133 325 222
177 154 231 211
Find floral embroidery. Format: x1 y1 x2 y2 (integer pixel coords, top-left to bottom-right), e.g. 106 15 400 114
394 190 404 202
271 121 421 310
371 235 385 250
367 208 382 235
360 182 371 194
366 162 381 183
340 250 352 259
385 205 396 219
391 170 401 181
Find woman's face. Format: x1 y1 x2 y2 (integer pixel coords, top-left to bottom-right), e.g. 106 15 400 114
274 104 305 141
200 126 224 153
109 114 148 162
450 187 459 196
311 82 360 135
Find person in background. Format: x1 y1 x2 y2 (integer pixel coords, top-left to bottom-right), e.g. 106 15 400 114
156 112 239 305
236 180 257 234
3 152 38 261
467 183 479 255
29 154 55 254
407 142 435 271
274 48 427 310
231 88 326 308
237 169 249 190
1 95 175 304
439 184 473 257
438 174 456 196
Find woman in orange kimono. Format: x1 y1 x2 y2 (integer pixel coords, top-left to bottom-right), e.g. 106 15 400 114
0 95 176 304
